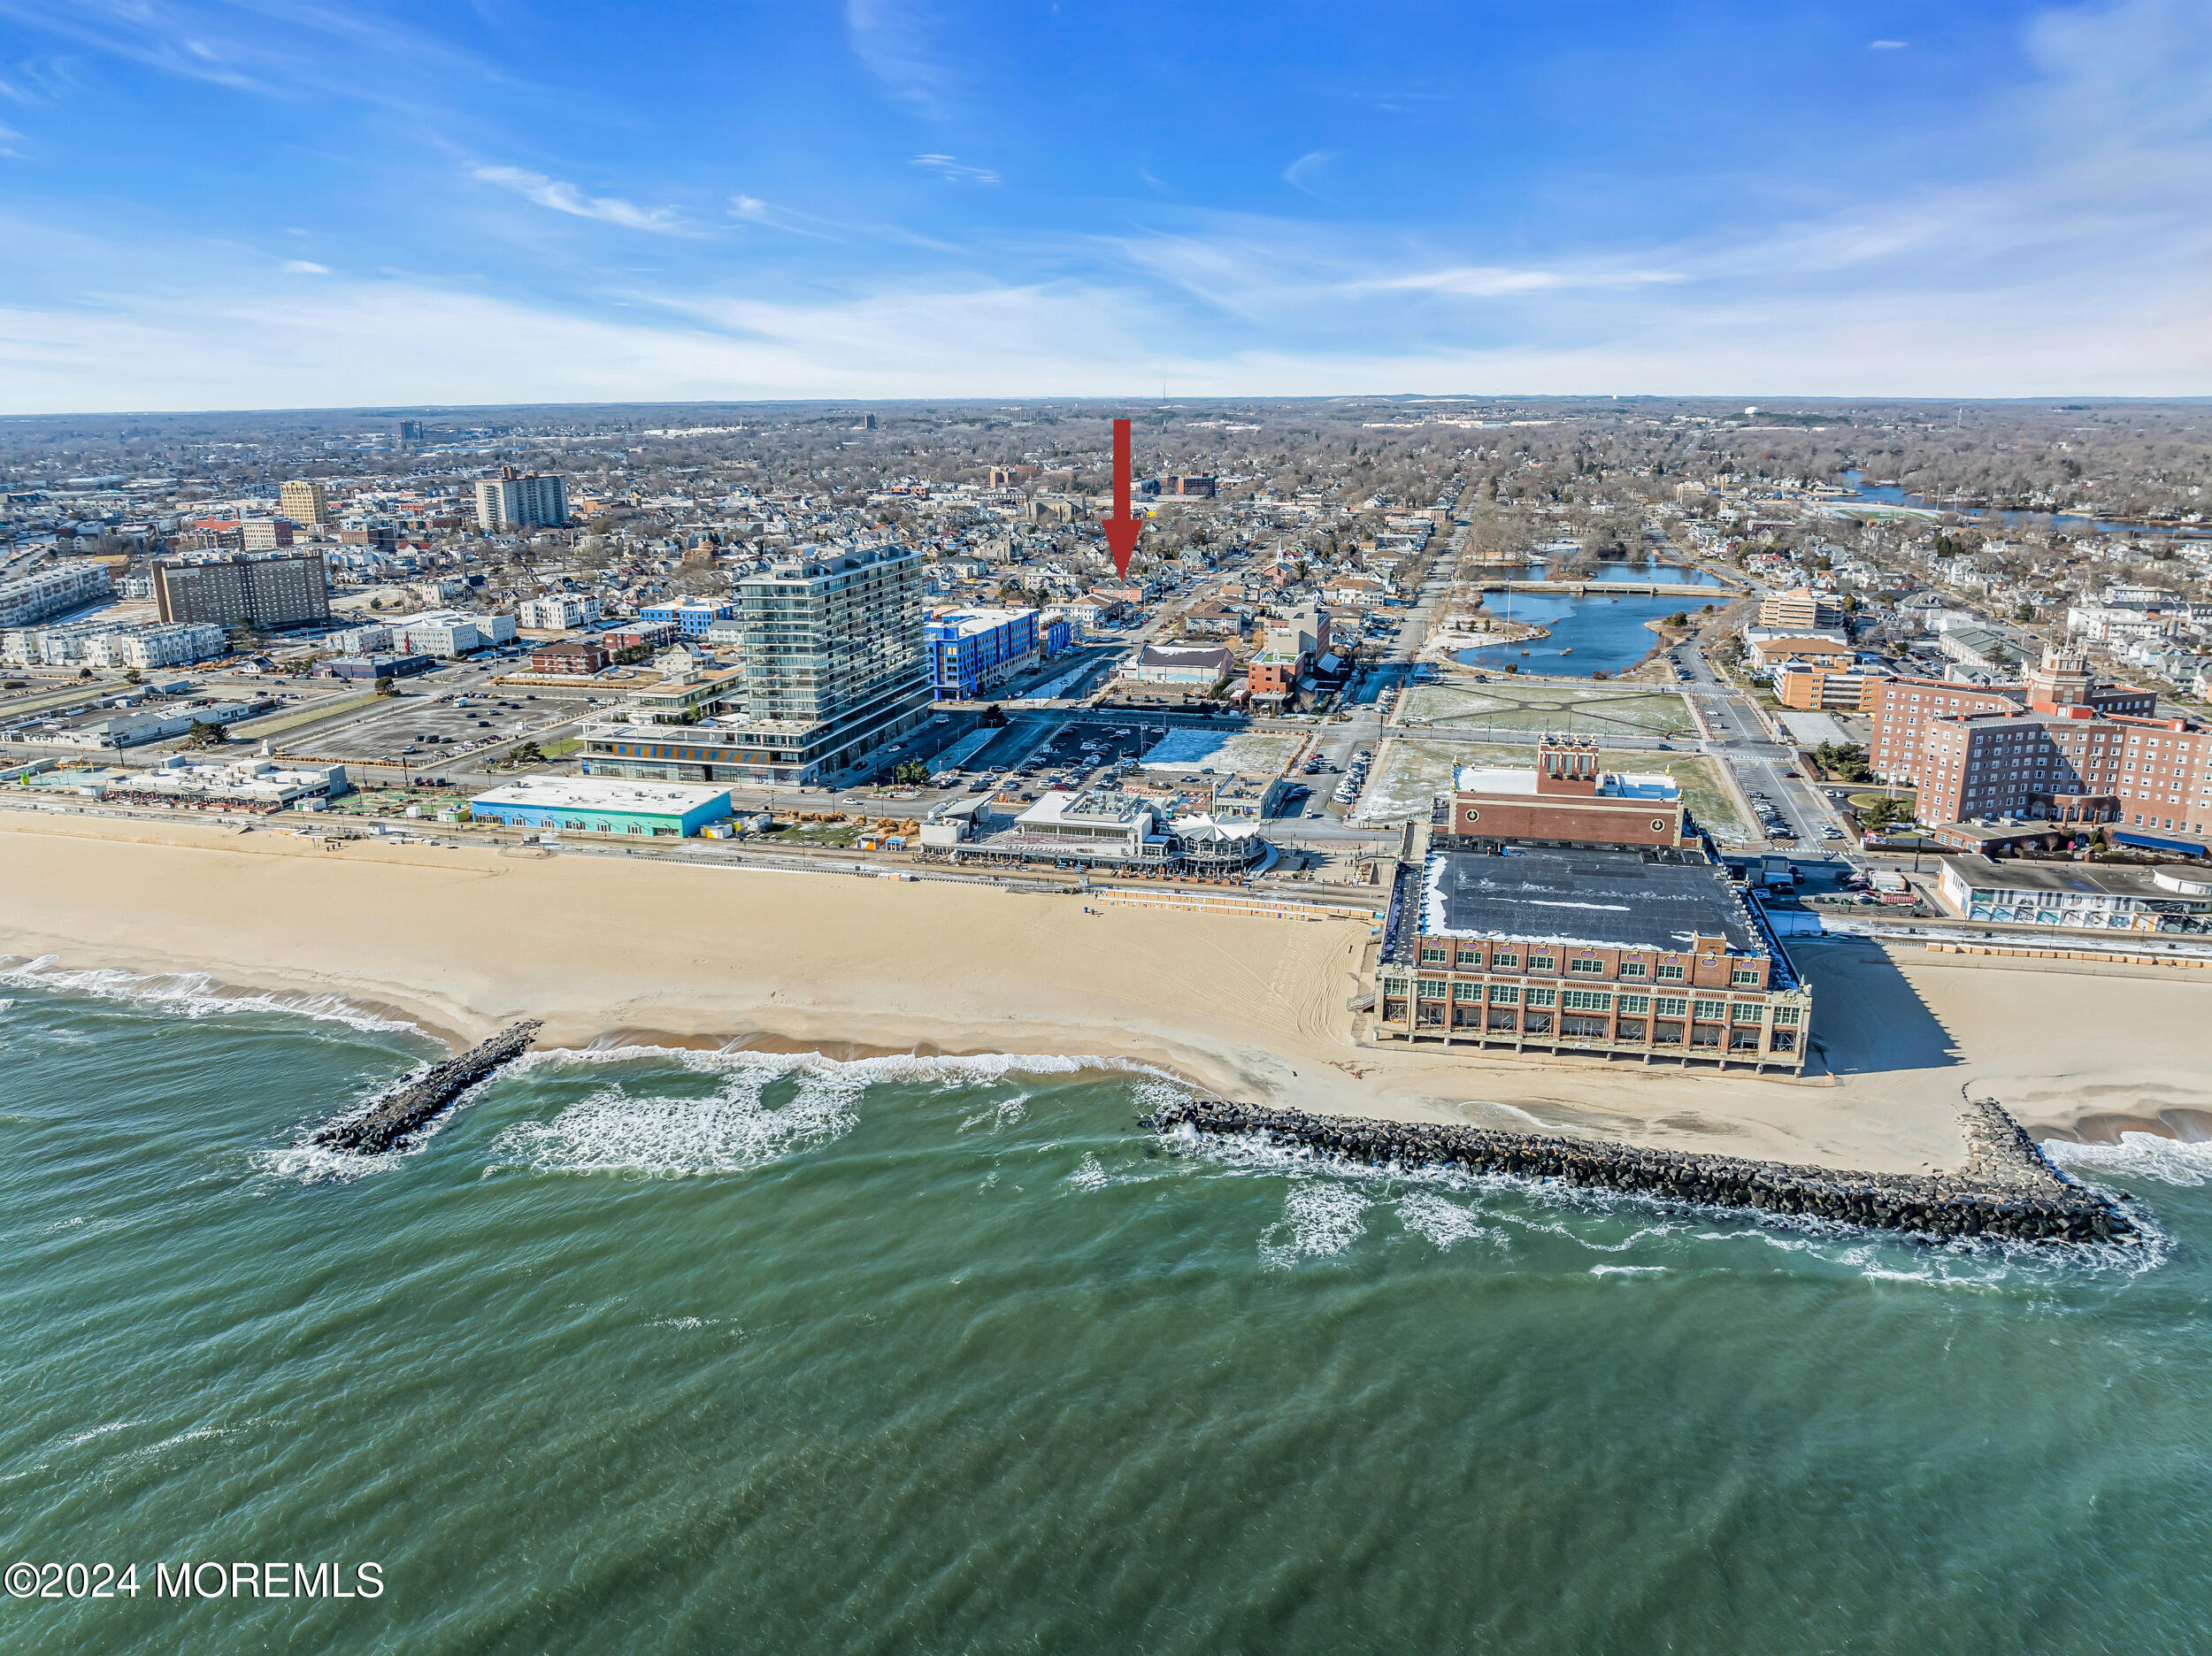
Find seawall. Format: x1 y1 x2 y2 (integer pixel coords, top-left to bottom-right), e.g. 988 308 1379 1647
316 1019 543 1154
1143 1097 2136 1244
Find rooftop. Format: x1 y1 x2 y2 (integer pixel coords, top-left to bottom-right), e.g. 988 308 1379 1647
1453 764 1678 801
1941 854 2212 901
471 777 731 813
1013 788 1157 830
1417 847 1760 954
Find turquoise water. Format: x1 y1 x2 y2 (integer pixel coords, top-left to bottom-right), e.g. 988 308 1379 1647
4 962 2212 1654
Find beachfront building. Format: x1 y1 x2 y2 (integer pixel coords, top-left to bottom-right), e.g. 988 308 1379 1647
1372 846 1809 1073
1875 650 2208 845
946 785 1266 873
465 777 732 838
1437 737 1686 851
574 547 929 789
926 607 1040 700
1933 856 2212 932
99 758 351 813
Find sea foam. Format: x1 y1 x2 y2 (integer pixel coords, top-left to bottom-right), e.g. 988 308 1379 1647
490 1045 1168 1178
2044 1131 2212 1188
0 954 418 1033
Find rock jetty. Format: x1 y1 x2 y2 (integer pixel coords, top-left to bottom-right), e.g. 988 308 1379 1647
314 1020 542 1154
1141 1097 2134 1245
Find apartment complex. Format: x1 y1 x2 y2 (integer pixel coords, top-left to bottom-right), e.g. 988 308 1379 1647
1776 662 1888 710
473 467 568 533
279 479 331 526
581 545 930 787
517 594 600 631
926 606 1039 699
1757 589 1845 630
1372 847 1809 1073
152 550 329 631
1869 648 2202 835
1438 738 1686 850
0 562 111 628
639 597 737 639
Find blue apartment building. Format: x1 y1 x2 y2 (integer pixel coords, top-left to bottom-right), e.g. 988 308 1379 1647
639 598 737 638
926 607 1041 700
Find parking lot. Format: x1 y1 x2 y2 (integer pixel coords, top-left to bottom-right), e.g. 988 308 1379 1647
918 711 1315 807
296 683 603 767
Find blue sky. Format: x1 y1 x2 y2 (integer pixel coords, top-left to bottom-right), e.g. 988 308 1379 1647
0 0 2206 410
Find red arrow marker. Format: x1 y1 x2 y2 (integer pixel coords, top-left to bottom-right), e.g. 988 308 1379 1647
1101 417 1142 576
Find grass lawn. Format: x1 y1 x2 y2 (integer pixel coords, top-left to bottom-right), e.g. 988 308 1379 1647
1398 681 1695 736
1354 736 1745 840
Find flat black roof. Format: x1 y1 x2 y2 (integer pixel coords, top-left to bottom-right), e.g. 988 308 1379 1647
1419 847 1762 955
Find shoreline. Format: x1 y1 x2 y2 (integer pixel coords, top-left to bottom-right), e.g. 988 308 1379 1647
5 809 2212 1176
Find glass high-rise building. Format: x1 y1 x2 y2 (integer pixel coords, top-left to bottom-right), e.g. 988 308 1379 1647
579 545 931 789
738 545 930 782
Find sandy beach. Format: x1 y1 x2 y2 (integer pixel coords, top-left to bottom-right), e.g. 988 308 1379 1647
4 808 2208 1175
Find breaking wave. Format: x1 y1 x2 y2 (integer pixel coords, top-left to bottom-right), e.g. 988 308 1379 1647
0 954 418 1033
2044 1131 2212 1188
489 1044 1170 1178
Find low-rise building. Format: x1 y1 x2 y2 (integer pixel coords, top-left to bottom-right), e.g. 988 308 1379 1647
1119 642 1232 687
951 786 1265 872
1933 855 2212 932
530 640 611 676
387 610 517 657
323 652 435 681
465 776 732 837
639 597 736 638
517 594 600 631
102 757 349 812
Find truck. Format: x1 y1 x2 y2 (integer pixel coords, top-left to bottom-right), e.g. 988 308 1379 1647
1756 855 1798 892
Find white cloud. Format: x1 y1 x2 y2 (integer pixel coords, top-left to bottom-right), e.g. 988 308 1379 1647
1870 40 1909 49
910 153 998 184
1282 149 1337 197
1357 265 1682 297
471 165 690 234
280 259 329 273
0 248 2205 415
848 0 948 115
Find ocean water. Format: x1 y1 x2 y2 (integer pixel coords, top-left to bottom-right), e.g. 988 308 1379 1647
4 963 2212 1654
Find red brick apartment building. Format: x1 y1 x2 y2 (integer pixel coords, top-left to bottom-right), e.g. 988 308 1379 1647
530 641 610 675
1437 735 1686 850
1869 648 2205 838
